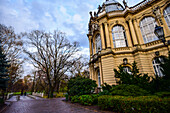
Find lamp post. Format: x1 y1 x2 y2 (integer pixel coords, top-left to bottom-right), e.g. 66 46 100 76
154 25 170 54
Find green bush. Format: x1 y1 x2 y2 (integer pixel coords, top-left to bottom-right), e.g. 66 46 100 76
71 94 99 105
99 90 111 96
98 95 170 113
67 76 97 96
91 94 99 105
111 84 149 96
154 92 170 98
79 95 93 105
79 94 99 105
71 95 80 103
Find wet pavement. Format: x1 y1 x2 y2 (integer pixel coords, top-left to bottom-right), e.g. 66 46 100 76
3 98 111 113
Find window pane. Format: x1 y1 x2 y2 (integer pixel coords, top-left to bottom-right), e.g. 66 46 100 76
152 57 165 77
140 17 158 43
164 5 170 29
112 25 128 48
95 34 101 53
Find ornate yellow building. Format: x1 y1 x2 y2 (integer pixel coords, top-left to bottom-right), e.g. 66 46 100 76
87 0 170 87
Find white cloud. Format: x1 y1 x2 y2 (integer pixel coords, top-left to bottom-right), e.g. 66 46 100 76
73 14 82 23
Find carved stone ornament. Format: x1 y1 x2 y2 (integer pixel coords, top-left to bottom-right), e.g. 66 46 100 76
152 6 163 25
92 23 99 31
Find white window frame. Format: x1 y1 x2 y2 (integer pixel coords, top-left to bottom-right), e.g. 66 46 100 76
152 57 165 77
140 17 158 43
164 5 170 29
112 25 128 48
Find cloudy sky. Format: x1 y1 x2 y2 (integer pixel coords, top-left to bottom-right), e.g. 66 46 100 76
0 0 142 75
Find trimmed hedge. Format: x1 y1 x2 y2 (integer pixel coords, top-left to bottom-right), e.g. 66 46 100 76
98 95 170 113
71 94 99 105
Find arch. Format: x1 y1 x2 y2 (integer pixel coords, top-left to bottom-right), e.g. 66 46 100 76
163 4 170 29
139 16 158 43
112 25 128 48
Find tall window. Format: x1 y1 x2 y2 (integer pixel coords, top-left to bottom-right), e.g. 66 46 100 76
152 56 165 77
91 39 93 55
97 70 101 87
95 34 101 53
164 5 170 29
112 25 128 48
140 17 158 43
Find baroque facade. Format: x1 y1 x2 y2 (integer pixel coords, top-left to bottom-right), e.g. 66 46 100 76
87 0 170 87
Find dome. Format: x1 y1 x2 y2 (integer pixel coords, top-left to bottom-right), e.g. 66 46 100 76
103 0 124 13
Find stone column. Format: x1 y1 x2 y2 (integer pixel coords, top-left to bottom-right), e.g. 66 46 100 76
133 19 144 44
90 63 94 80
88 35 93 55
104 22 111 48
99 59 103 85
99 24 106 49
128 19 138 45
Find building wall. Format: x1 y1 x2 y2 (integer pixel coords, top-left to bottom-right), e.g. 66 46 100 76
88 0 170 86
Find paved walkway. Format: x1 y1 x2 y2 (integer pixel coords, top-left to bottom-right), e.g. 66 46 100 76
3 98 111 113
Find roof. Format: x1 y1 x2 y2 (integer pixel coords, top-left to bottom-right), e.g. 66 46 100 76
103 0 124 12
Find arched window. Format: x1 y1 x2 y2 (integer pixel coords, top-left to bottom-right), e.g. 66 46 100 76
164 5 170 29
112 25 128 48
152 56 165 77
95 34 101 53
140 17 158 43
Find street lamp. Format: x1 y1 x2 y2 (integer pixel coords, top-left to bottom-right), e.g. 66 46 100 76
154 25 170 52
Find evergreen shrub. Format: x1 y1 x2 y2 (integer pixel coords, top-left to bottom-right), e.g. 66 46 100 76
67 76 97 96
111 84 149 96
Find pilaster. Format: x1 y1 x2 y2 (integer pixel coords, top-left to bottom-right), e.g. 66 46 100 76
99 24 106 49
128 18 138 45
104 22 111 48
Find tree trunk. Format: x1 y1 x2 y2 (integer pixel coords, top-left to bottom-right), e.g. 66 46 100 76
50 87 54 98
56 80 60 93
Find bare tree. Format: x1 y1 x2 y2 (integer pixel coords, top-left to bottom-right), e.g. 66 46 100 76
69 57 89 77
0 24 23 91
24 30 80 97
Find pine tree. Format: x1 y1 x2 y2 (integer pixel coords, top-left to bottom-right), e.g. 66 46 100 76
114 61 150 90
0 40 10 101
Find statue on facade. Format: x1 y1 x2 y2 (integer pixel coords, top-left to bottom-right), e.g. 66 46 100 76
123 0 128 8
97 5 102 14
